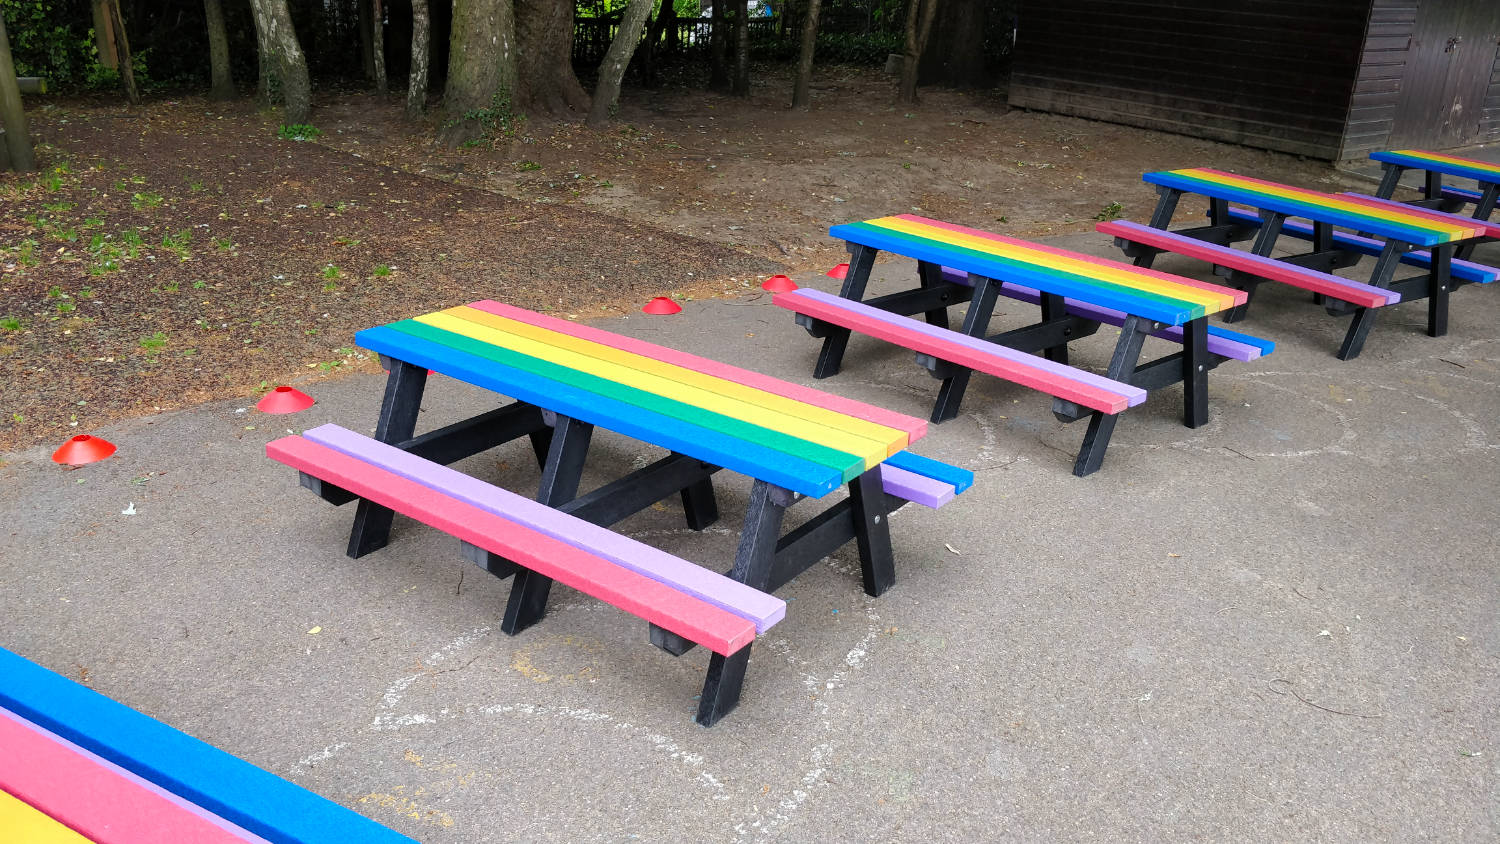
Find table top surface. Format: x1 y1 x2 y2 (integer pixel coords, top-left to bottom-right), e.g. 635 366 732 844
1144 168 1486 246
355 301 925 499
830 214 1245 326
1371 149 1500 185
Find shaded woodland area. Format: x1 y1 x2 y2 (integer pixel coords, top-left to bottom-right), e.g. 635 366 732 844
1 0 1013 170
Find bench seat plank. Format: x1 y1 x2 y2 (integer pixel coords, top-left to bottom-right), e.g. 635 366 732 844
883 450 974 493
357 324 848 498
1097 220 1401 308
1223 207 1498 284
878 464 956 509
268 436 761 655
392 318 873 480
469 299 929 441
829 221 1203 325
0 708 259 844
939 269 1274 361
0 648 413 844
424 308 899 462
301 424 786 632
775 288 1146 414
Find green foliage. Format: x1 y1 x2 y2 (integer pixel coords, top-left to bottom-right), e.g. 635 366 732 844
516 160 542 172
452 91 522 147
813 31 904 65
1094 201 1124 221
371 264 392 277
278 124 324 141
0 0 90 82
138 331 168 350
131 191 164 209
0 316 21 332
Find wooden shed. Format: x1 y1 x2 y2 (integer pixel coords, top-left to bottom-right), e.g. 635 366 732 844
1006 0 1500 162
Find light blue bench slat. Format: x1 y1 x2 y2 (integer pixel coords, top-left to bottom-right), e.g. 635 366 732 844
0 646 416 844
1223 207 1499 284
302 423 786 632
939 267 1274 361
883 450 974 494
356 324 846 499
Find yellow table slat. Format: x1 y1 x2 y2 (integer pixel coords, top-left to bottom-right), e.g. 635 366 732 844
0 789 94 844
1182 169 1479 236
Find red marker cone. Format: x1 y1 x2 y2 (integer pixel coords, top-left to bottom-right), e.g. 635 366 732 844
256 385 316 414
762 274 798 292
642 297 682 315
52 434 117 465
826 263 849 279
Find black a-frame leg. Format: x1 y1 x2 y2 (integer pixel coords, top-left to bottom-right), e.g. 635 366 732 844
1072 316 1149 476
813 244 880 378
501 415 594 635
696 480 787 727
347 360 429 558
929 276 1001 422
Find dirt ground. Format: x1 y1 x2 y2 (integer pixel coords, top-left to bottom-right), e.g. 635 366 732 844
1 65 1355 454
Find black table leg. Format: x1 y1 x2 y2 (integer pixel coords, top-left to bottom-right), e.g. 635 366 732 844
917 261 951 330
814 244 879 378
1039 292 1069 364
1129 187 1183 268
1337 240 1404 361
1181 317 1209 428
1073 316 1148 477
502 415 594 635
1456 183 1498 261
1428 245 1452 338
696 480 788 727
1374 163 1403 199
347 360 429 558
848 466 895 597
930 276 1001 422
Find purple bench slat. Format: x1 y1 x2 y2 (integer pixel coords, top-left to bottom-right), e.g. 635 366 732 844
302 424 784 633
879 464 956 509
938 268 1269 362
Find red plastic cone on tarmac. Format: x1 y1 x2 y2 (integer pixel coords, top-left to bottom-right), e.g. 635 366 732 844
826 263 849 279
256 385 316 414
52 435 117 466
762 274 798 292
642 297 682 315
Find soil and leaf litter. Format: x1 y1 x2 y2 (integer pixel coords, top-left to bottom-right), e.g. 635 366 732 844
0 68 1339 454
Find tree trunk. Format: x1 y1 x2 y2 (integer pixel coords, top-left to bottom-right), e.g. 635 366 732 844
106 0 140 104
708 0 728 91
586 0 652 128
514 0 587 118
372 0 387 94
358 0 374 80
898 0 938 105
203 0 234 100
918 0 987 88
406 0 430 118
0 15 36 172
790 0 821 108
441 0 517 146
251 5 271 103
248 0 312 124
639 0 675 88
91 1 117 69
731 0 749 96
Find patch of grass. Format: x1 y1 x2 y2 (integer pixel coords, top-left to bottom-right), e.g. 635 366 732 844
138 331 168 350
131 191 164 209
322 280 338 292
213 237 235 250
187 180 205 191
1 317 22 331
371 263 392 277
1094 201 1124 221
42 201 75 213
46 286 66 299
333 235 361 246
192 280 208 289
321 264 341 279
278 124 323 141
56 301 76 315
78 287 95 299
516 160 542 172
162 229 192 257
161 281 180 293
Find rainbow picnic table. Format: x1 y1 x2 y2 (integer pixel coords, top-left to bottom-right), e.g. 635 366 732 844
1105 167 1491 359
777 214 1265 476
273 301 967 725
1371 149 1500 260
0 646 413 844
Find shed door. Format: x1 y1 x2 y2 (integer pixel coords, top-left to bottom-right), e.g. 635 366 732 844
1390 0 1500 148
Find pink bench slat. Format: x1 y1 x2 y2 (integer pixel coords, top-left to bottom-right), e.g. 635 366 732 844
775 288 1145 414
0 707 258 844
1097 220 1400 308
300 424 784 633
267 436 759 655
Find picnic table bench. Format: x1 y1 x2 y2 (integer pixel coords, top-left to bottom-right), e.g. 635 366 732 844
777 214 1265 476
268 301 970 726
1103 167 1489 360
1369 150 1500 261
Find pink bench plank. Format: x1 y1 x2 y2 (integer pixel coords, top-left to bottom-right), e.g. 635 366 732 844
0 707 257 844
300 424 784 633
1097 220 1401 308
467 299 928 442
775 288 1145 414
879 464 956 509
268 436 759 656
